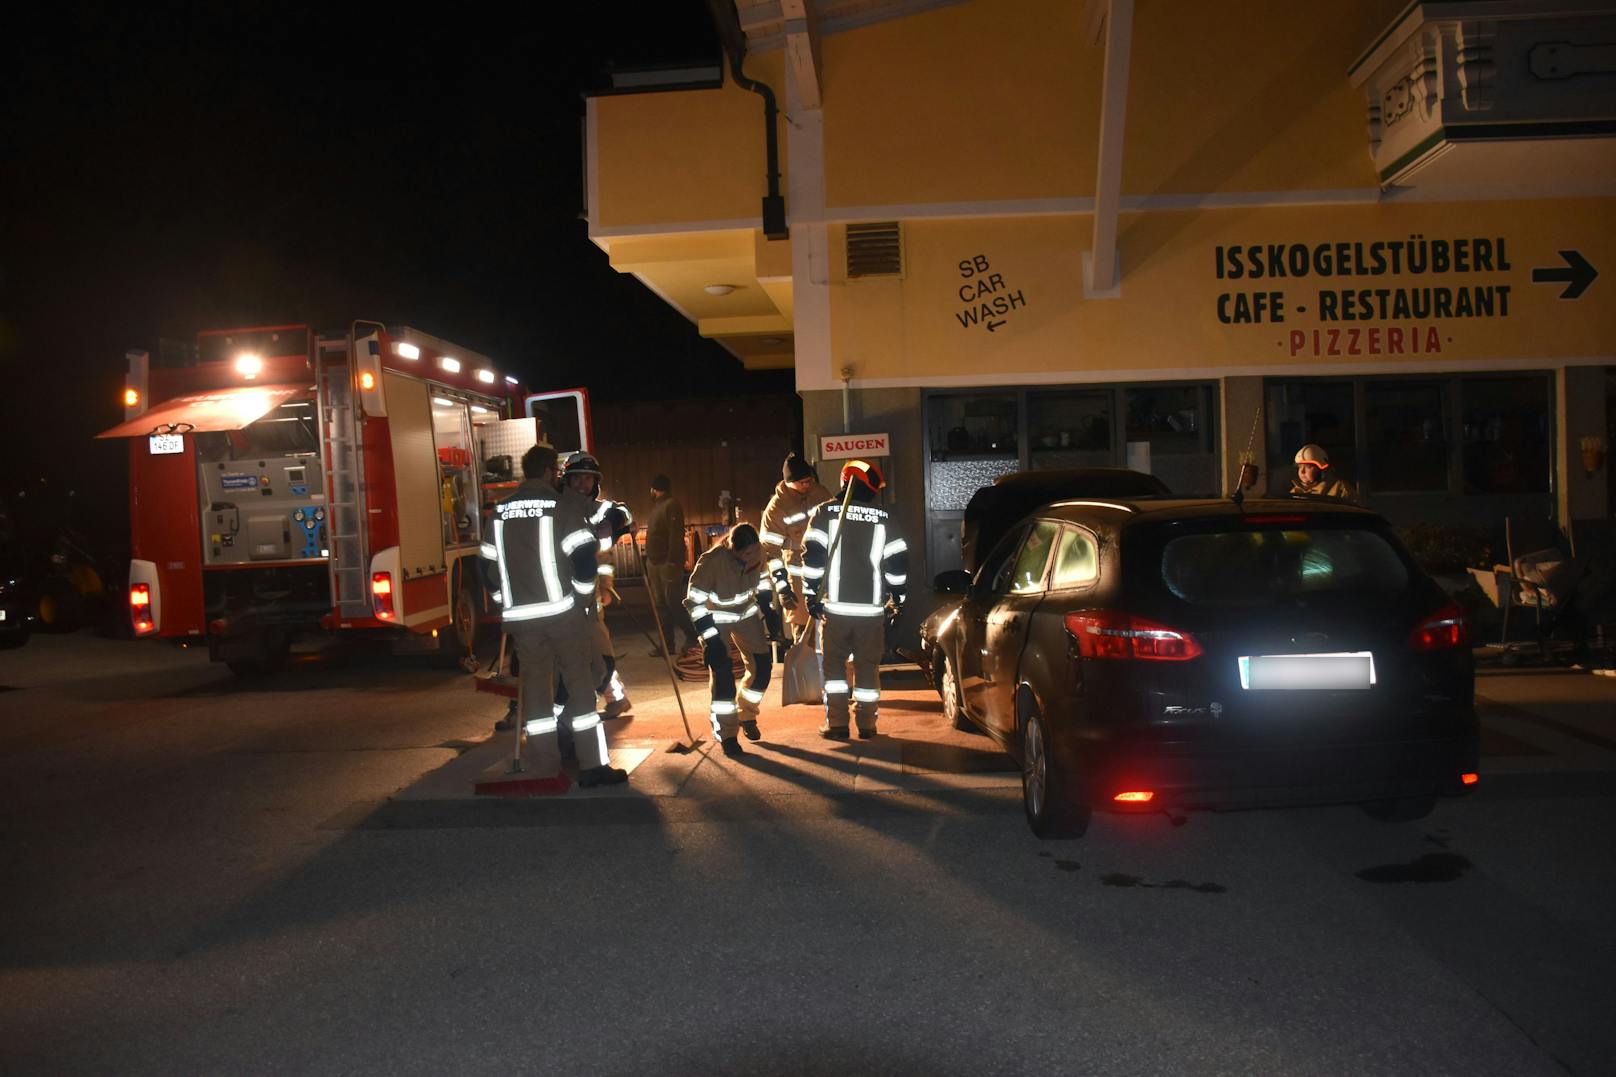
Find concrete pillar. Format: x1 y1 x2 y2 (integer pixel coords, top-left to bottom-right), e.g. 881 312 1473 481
1220 376 1266 496
1557 365 1609 532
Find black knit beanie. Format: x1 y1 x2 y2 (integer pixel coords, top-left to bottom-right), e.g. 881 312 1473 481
782 453 815 482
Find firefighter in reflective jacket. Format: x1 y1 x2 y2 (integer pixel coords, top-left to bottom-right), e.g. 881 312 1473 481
481 443 627 787
685 523 782 758
802 459 908 740
561 452 634 719
759 452 830 641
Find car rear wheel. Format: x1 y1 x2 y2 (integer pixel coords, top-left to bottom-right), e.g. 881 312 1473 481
1021 709 1089 839
1360 796 1438 822
939 654 974 733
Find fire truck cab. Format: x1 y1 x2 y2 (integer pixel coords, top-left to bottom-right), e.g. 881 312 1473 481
100 323 589 674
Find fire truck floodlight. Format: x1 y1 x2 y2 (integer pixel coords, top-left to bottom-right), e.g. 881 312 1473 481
505 375 519 385
432 397 456 407
476 369 495 384
234 353 263 379
439 356 461 373
395 342 420 360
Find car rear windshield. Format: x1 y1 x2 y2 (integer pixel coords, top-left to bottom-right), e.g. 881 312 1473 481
1160 524 1408 606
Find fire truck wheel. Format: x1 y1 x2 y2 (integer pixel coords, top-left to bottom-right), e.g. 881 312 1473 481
434 580 481 668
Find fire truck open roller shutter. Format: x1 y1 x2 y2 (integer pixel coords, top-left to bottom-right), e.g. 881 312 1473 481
96 384 310 438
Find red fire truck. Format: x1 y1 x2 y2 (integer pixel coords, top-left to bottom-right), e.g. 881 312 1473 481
99 323 591 674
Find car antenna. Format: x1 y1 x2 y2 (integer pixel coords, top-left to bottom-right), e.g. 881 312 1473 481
1230 405 1262 508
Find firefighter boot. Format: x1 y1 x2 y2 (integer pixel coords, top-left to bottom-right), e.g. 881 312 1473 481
578 764 628 787
740 720 761 741
721 736 746 758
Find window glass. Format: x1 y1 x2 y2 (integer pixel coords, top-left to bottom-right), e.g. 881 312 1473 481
1004 521 1060 595
1050 526 1099 589
1265 381 1356 496
1124 385 1218 494
433 399 479 543
972 524 1026 598
928 392 1019 461
1365 381 1449 492
1461 376 1552 494
1161 527 1408 607
1027 390 1112 470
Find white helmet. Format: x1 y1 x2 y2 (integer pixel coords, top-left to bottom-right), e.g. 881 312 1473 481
1294 443 1330 468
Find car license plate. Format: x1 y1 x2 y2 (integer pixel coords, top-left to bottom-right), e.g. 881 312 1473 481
148 434 184 455
1238 652 1375 690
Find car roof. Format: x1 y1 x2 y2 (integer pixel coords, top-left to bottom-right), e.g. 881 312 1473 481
1034 496 1382 525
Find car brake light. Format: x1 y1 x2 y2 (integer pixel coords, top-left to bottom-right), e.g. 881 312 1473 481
1064 610 1203 661
1409 601 1467 651
371 573 396 621
1241 514 1309 525
130 583 154 635
1461 772 1479 785
1113 790 1155 803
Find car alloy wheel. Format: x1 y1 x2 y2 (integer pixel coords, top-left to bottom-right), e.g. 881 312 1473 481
1023 713 1047 820
941 654 973 732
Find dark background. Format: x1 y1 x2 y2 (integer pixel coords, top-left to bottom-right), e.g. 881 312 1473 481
3 1 786 554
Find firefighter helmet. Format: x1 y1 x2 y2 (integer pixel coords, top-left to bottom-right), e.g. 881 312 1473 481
562 452 602 478
840 458 886 493
1293 444 1330 468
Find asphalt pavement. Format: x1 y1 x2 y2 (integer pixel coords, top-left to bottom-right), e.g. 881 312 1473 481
1 625 1613 1075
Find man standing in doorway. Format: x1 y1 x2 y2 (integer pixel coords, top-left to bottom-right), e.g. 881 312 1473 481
645 474 698 658
802 459 909 740
760 452 830 643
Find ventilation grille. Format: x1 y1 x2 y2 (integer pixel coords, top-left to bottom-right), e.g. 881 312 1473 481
846 222 903 278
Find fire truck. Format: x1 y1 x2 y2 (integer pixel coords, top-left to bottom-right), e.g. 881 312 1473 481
99 323 591 674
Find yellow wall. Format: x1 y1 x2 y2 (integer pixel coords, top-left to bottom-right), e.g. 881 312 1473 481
592 53 787 230
827 198 1616 381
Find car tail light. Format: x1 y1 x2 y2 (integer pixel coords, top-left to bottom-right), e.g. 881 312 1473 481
371 573 396 621
1113 790 1155 803
1064 611 1203 661
129 583 154 635
1241 514 1309 525
1409 601 1467 651
1461 772 1479 786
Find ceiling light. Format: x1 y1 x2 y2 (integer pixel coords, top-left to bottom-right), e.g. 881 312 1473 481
470 405 491 415
703 284 738 296
761 337 784 346
476 369 496 384
433 397 456 407
395 342 420 360
440 356 461 373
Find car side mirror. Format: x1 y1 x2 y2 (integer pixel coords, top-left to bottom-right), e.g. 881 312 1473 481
933 569 971 595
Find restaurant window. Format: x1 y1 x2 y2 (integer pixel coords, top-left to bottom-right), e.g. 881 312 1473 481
1461 376 1552 494
927 392 1019 511
1365 381 1449 492
1265 381 1356 495
1027 390 1112 471
1125 385 1218 495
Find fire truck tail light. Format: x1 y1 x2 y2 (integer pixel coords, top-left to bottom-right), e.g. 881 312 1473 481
130 584 154 634
371 573 396 621
234 353 263 379
123 387 140 408
1113 790 1155 803
359 370 377 391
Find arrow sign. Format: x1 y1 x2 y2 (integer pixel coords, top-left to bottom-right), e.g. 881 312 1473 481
986 319 1007 332
1531 250 1598 299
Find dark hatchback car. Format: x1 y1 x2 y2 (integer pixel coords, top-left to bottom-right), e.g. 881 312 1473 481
0 531 35 648
923 497 1478 837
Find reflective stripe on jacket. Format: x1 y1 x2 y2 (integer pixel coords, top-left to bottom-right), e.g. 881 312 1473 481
685 545 774 641
480 478 598 623
801 497 909 617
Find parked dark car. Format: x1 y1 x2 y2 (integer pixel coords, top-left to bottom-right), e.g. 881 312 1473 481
0 530 36 648
922 497 1478 837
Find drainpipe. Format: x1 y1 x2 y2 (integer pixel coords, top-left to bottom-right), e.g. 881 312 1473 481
840 364 854 433
705 0 788 239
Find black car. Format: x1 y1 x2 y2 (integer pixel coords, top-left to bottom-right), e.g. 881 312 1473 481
923 497 1478 837
960 468 1169 574
0 530 35 649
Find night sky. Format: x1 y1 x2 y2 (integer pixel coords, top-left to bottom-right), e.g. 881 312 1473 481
4 1 787 543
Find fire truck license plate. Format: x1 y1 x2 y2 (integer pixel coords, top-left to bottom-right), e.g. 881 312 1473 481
148 434 184 455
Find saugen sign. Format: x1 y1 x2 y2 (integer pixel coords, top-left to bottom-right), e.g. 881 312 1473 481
820 433 891 460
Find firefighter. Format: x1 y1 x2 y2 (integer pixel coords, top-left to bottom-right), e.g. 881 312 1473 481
1289 443 1356 500
480 443 627 787
759 452 829 642
561 452 634 719
802 459 908 740
685 523 780 758
645 475 698 657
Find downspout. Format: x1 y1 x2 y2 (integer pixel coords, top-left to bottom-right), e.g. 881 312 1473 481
705 0 788 239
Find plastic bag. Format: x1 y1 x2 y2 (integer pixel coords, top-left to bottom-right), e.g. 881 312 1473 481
780 621 824 706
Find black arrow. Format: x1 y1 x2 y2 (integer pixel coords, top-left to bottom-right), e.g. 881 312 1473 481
1531 250 1598 299
986 319 1007 332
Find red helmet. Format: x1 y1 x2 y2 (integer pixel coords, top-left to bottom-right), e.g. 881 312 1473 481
840 458 886 493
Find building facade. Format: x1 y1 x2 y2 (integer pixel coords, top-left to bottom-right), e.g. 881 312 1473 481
585 0 1616 620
